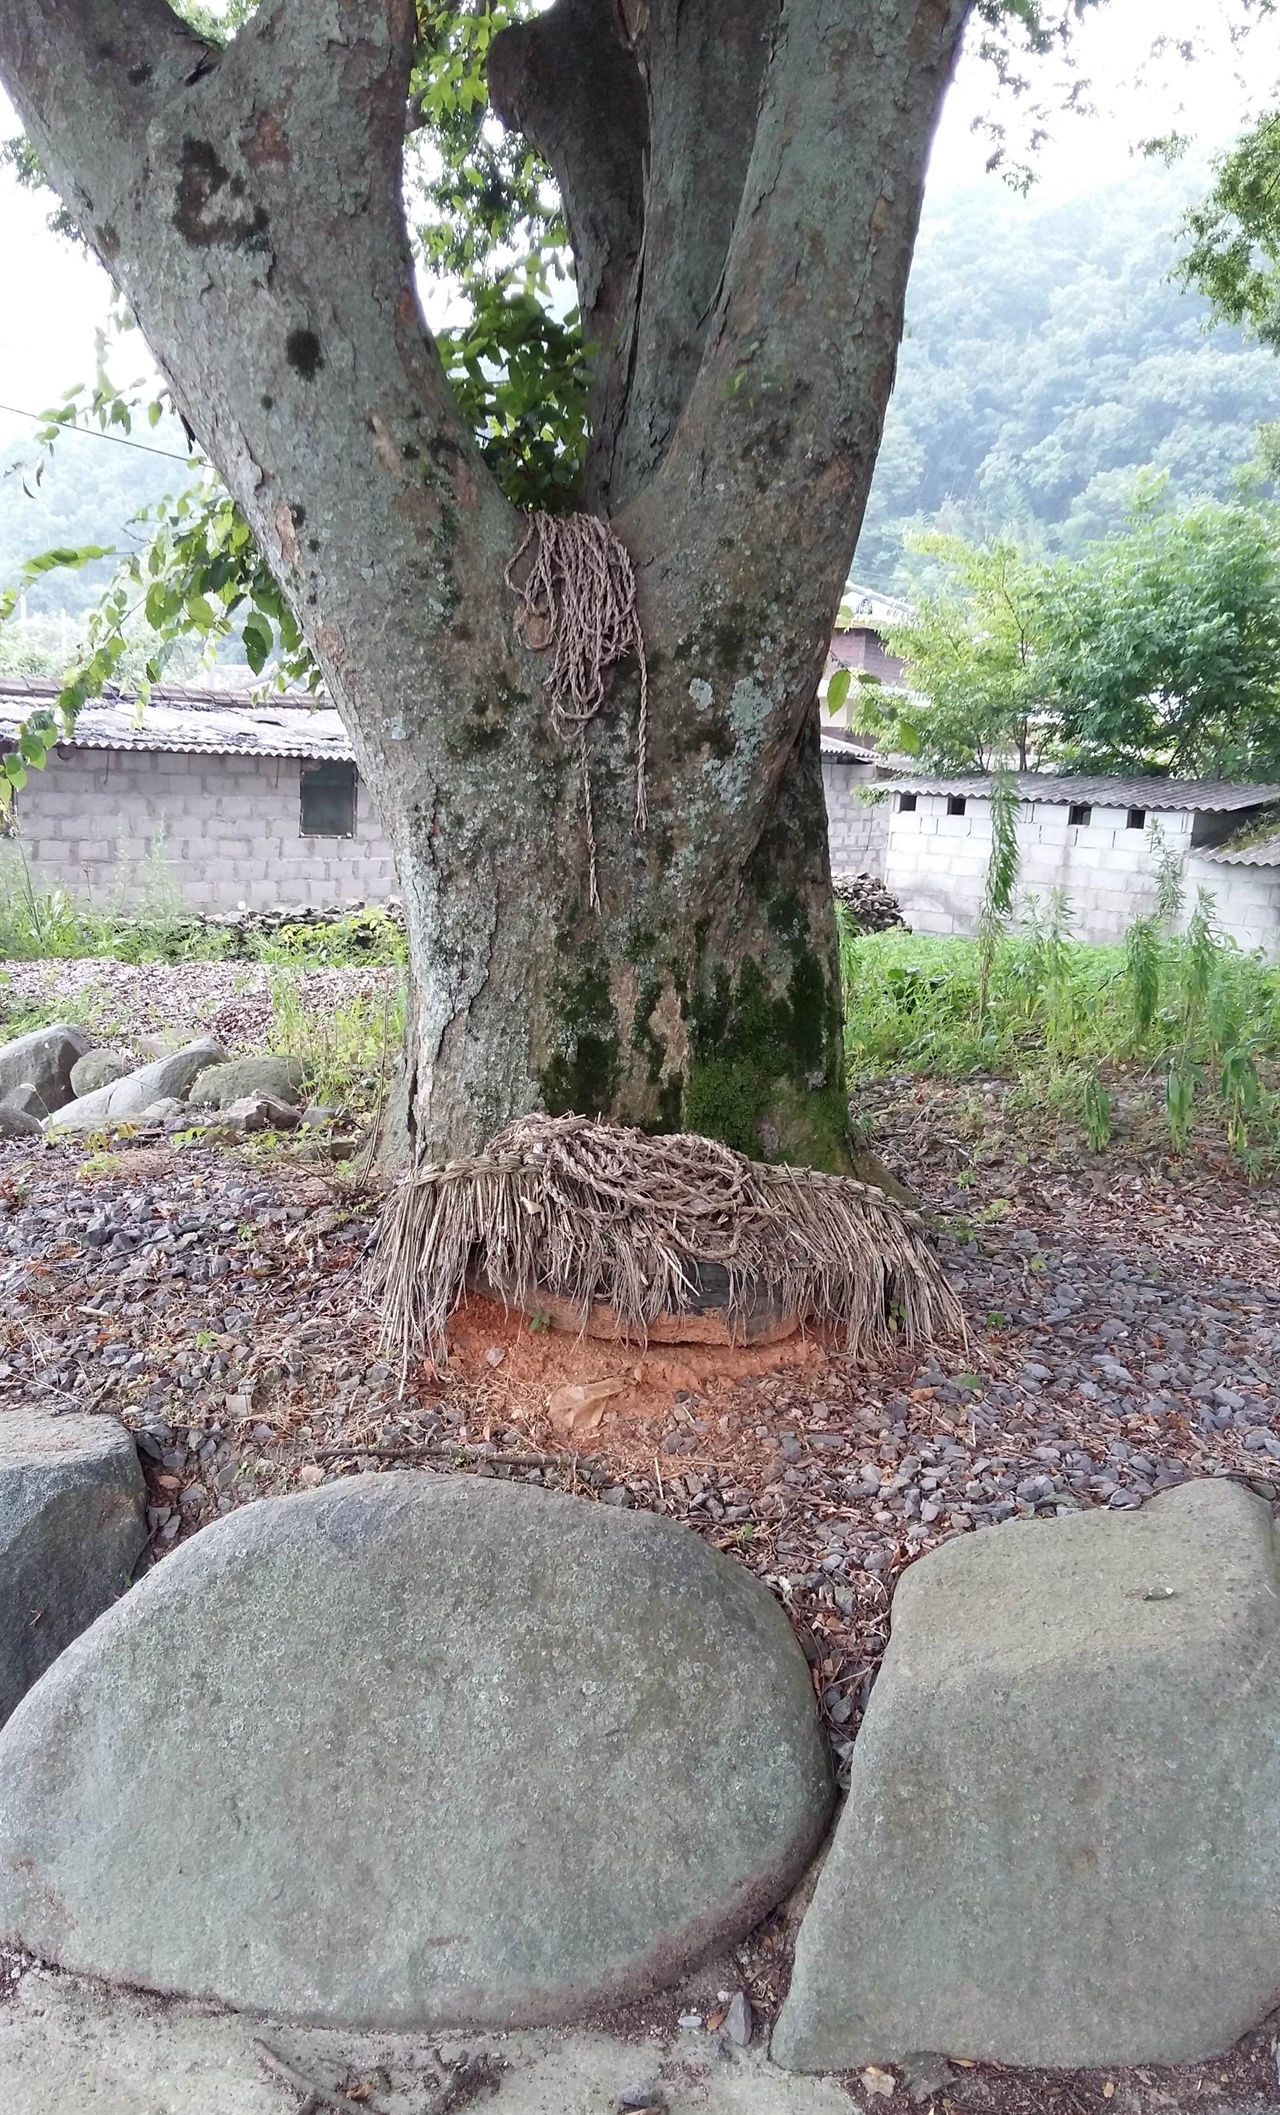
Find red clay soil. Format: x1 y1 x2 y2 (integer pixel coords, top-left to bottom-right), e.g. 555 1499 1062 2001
442 1290 830 1450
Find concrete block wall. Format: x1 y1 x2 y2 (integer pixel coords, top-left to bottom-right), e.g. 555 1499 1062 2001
13 746 397 911
822 759 890 880
1185 857 1280 957
882 792 1280 953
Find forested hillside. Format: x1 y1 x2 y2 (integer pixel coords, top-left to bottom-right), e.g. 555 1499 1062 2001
4 162 1279 627
855 162 1280 588
0 414 188 620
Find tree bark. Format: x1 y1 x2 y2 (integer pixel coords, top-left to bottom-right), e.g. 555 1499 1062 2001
0 0 971 1169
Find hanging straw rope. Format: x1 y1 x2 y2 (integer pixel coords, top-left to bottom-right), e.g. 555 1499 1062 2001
369 1112 964 1370
505 513 648 910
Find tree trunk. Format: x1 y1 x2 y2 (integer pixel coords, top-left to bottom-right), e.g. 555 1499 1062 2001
386 647 849 1166
0 0 972 1170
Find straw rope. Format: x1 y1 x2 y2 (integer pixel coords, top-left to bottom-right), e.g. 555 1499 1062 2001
369 1112 964 1368
505 513 648 910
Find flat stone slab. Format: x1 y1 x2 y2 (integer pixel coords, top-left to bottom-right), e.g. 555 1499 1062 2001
772 1479 1280 2072
0 1474 831 2028
0 1408 146 1728
0 1968 855 2115
47 1037 226 1133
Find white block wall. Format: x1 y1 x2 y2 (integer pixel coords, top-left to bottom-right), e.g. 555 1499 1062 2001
822 758 890 878
881 792 1280 956
1184 855 1280 955
13 745 397 911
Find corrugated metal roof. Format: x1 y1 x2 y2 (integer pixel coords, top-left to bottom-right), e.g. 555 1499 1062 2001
880 771 1280 813
1202 830 1280 867
820 728 883 762
1197 803 1280 865
0 677 352 762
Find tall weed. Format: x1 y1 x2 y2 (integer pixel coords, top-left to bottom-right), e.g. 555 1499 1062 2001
842 910 1280 1166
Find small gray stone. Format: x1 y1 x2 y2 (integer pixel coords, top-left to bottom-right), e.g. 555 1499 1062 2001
0 1408 145 1728
298 1105 338 1129
0 1024 89 1116
221 1094 301 1132
617 2083 666 2113
187 1057 306 1111
726 1990 752 2047
0 1475 830 2028
136 1099 184 1125
46 1040 227 1135
773 1481 1280 2072
69 1050 132 1099
901 2052 954 2104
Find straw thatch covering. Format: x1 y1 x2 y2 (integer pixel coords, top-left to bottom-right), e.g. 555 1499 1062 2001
370 1113 963 1367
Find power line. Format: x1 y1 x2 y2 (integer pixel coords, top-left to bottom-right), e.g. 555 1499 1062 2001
0 403 196 464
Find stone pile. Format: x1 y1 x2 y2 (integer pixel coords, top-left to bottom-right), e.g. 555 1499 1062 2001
199 897 404 947
831 872 905 932
0 1023 332 1143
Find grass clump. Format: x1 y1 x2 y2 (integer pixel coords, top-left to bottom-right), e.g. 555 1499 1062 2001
840 895 1280 1168
266 972 405 1120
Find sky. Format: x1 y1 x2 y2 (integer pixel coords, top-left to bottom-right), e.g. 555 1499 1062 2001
2 1 1280 446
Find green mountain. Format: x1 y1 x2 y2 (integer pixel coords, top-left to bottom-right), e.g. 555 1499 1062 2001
855 162 1280 588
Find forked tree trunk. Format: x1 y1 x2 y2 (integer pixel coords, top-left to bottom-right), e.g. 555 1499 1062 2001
0 0 972 1169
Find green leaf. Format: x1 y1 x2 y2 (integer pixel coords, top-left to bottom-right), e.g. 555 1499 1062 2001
827 667 852 713
242 611 273 674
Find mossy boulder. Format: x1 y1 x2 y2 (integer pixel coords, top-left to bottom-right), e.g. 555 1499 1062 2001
187 1057 306 1110
69 1050 132 1099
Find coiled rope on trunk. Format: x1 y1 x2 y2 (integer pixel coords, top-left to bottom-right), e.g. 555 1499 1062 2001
505 513 648 910
369 1111 965 1369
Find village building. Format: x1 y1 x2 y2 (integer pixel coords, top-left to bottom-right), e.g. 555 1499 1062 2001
826 764 1280 955
824 584 910 694
11 669 1280 961
0 676 394 911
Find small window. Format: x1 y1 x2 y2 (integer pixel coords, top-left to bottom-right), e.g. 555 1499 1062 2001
1127 807 1146 830
946 794 967 817
898 792 918 813
1068 802 1092 828
300 759 357 838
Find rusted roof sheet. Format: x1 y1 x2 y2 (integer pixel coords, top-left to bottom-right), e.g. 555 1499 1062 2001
0 677 352 762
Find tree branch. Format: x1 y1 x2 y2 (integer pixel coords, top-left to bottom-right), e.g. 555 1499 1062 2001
607 0 779 511
629 0 972 633
488 0 647 514
0 0 521 706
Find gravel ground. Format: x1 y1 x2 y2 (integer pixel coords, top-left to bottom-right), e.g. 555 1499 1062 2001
3 1070 1280 2105
0 956 398 1052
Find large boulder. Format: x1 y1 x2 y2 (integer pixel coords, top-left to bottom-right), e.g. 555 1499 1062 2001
0 1474 831 2028
772 1480 1280 2073
0 1024 89 1117
46 1038 227 1134
0 1408 146 1729
68 1049 132 1099
187 1056 306 1109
